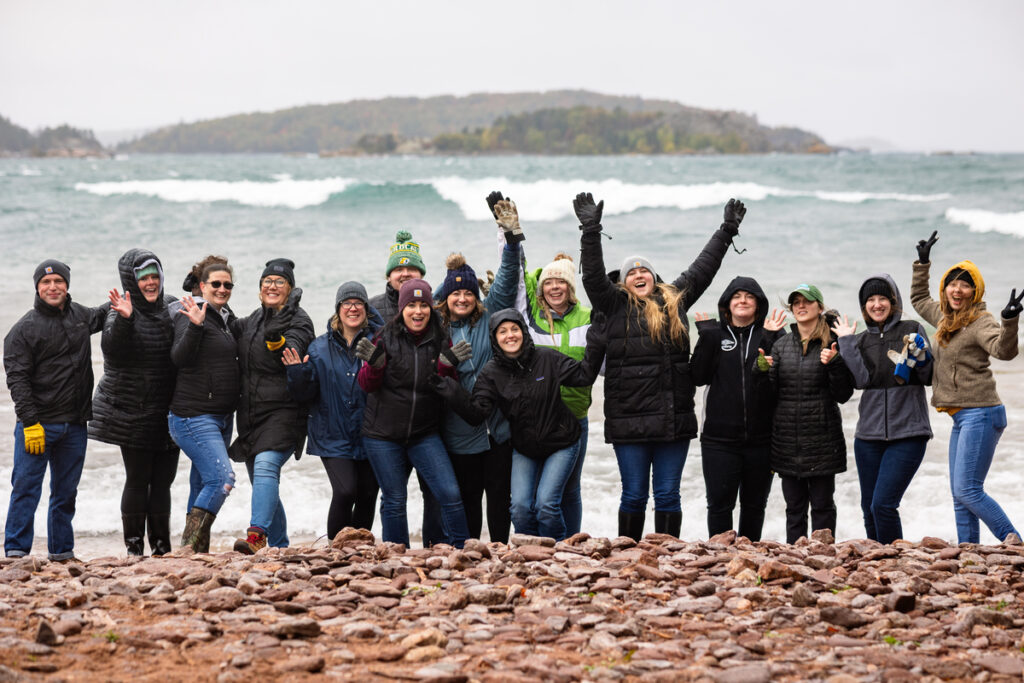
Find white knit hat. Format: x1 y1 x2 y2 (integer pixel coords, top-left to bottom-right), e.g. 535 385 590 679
538 255 576 294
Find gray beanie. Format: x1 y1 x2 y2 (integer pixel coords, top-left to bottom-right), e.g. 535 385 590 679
619 255 655 282
335 281 369 309
34 259 71 288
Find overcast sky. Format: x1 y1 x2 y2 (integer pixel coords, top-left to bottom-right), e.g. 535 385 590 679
2 1 1021 151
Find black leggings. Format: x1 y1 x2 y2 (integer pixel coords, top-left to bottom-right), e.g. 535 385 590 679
701 442 774 541
780 474 836 544
120 443 180 516
321 457 379 539
449 439 513 543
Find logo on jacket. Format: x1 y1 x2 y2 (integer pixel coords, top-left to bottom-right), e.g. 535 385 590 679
535 376 545 381
721 339 737 351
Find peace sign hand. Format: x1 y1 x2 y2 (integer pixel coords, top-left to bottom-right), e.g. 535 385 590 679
1002 288 1024 320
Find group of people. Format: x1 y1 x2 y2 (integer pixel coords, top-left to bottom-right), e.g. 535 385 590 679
4 192 1022 561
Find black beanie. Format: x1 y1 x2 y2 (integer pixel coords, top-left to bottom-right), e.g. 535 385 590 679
858 278 894 308
944 267 975 290
34 259 71 288
261 258 295 286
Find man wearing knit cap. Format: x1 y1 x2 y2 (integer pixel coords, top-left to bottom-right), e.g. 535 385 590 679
4 259 106 560
370 230 427 321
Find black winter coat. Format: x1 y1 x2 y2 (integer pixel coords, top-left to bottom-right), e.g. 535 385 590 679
89 249 178 446
359 312 453 444
690 276 780 446
4 295 106 426
369 284 400 322
759 327 854 478
229 299 315 463
169 301 240 417
435 309 601 460
580 226 731 443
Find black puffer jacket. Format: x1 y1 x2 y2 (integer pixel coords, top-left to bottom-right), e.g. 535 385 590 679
580 226 731 443
229 295 315 463
369 284 400 322
435 309 601 460
169 301 240 417
759 326 854 478
691 276 780 446
4 295 106 426
359 311 453 444
89 249 178 446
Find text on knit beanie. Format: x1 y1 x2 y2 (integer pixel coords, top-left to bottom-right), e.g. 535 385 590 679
386 230 426 277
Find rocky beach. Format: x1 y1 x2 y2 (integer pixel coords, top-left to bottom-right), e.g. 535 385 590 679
2 529 1024 682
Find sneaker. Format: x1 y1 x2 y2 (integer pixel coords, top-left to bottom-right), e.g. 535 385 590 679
233 527 267 555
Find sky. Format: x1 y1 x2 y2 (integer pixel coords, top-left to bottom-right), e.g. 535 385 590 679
2 1 1022 152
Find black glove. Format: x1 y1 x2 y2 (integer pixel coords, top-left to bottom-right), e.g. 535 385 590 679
440 340 472 367
721 199 746 237
355 337 385 368
493 199 525 245
486 191 505 218
426 373 447 394
264 287 302 344
1003 288 1023 320
573 192 604 233
916 231 938 264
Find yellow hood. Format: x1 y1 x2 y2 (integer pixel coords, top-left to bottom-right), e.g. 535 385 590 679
940 260 985 304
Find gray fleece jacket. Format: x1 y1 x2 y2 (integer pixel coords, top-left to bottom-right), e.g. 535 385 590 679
837 273 933 442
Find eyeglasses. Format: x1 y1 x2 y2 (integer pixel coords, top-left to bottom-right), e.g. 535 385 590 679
262 278 288 289
206 280 234 290
339 301 365 310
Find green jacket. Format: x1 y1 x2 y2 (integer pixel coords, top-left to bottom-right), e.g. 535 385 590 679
522 266 594 419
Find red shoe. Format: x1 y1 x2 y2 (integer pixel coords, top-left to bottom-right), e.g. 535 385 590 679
233 526 267 555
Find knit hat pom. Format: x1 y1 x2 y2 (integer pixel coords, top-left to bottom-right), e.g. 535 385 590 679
445 252 467 270
395 230 413 244
552 253 573 263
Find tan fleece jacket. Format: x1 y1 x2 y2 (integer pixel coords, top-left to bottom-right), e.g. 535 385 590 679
911 260 1019 410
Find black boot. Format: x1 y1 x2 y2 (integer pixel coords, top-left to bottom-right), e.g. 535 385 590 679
122 513 147 556
617 510 646 542
148 513 172 556
654 511 682 538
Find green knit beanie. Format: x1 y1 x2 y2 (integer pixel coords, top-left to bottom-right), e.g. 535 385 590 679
385 230 426 277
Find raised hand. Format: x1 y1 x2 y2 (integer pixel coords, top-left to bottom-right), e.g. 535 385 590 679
722 199 746 235
763 308 788 332
916 230 939 264
281 347 308 366
573 192 604 232
494 199 525 244
820 342 839 365
1002 288 1024 319
265 287 303 343
440 340 473 367
180 296 207 326
486 191 505 218
109 288 133 319
694 311 712 322
355 337 385 368
831 314 858 338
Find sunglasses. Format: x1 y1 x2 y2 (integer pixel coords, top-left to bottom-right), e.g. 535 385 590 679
206 280 234 290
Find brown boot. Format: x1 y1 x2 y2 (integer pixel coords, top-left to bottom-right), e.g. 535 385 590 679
181 507 216 552
233 526 267 555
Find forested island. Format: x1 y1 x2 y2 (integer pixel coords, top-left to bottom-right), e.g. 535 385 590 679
0 115 106 158
3 91 833 157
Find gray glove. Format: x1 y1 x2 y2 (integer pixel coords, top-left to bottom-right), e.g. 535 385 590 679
494 199 525 245
355 337 385 368
440 340 472 367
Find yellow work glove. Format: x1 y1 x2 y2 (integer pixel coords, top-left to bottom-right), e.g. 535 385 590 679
24 423 45 454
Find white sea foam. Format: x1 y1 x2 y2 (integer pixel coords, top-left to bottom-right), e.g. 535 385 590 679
19 167 42 176
429 176 952 221
74 176 355 209
945 208 1024 238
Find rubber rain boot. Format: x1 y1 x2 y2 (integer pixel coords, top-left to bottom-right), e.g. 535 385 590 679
148 513 172 556
122 513 147 556
654 510 682 538
181 507 216 552
617 510 646 542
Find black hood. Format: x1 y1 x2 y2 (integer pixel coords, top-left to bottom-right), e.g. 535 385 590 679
716 276 769 327
118 248 167 314
857 272 904 332
488 308 536 364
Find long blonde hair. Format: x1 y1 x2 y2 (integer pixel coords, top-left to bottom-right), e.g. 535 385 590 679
620 282 688 347
936 297 982 347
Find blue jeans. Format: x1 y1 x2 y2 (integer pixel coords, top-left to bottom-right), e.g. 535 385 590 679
510 440 581 540
948 405 1018 544
168 413 235 515
5 422 87 560
560 417 588 536
364 434 469 548
855 436 927 544
613 440 689 513
245 449 292 547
